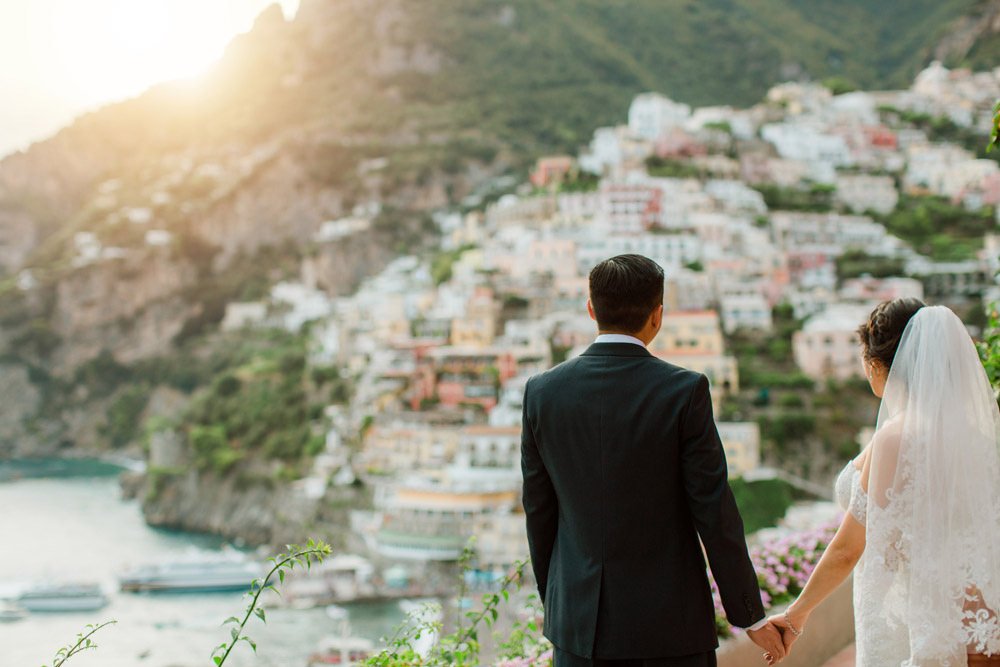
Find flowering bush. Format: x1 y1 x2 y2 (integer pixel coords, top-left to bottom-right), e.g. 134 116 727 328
711 519 841 638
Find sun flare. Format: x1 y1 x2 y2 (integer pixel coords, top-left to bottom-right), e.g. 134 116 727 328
32 0 297 108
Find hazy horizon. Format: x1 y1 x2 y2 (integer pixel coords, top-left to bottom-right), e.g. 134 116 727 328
0 0 299 160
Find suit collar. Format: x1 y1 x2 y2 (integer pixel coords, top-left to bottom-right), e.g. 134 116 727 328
581 342 653 358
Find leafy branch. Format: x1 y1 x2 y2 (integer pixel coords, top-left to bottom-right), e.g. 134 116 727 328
43 620 117 667
212 538 332 666
366 552 543 667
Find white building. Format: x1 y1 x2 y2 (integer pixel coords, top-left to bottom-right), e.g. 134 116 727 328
271 281 334 332
839 276 924 304
454 426 521 469
720 294 774 334
579 126 624 175
628 93 691 141
761 122 853 169
705 179 768 215
576 233 703 274
834 174 899 215
770 212 902 257
598 182 662 235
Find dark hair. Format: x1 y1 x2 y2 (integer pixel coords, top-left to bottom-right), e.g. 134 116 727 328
588 254 664 333
856 297 926 369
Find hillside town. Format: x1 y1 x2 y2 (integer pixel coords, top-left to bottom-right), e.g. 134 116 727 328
125 62 1000 581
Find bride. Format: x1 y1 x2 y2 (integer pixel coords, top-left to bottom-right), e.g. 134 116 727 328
769 299 1000 666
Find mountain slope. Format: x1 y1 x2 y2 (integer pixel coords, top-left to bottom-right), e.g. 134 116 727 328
935 0 1000 70
0 0 988 459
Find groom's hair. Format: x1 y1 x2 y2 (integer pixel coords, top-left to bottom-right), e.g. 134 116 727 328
589 254 664 334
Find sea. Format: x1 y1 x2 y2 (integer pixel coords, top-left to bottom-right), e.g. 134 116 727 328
0 459 407 667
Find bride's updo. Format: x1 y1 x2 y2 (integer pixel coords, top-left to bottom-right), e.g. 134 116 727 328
856 297 926 369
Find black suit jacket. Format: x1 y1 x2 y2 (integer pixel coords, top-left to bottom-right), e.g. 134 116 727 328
521 342 764 659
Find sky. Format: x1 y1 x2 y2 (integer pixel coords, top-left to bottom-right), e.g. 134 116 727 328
0 0 300 159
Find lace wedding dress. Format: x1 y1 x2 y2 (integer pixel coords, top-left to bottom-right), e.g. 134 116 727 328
836 306 1000 666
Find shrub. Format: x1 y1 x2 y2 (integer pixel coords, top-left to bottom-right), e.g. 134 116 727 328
730 478 794 534
102 385 151 448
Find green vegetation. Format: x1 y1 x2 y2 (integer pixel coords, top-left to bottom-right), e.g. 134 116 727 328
730 478 795 534
556 170 599 193
753 183 836 212
213 540 332 666
835 249 906 281
174 242 301 343
978 303 1000 400
645 156 703 179
365 550 544 666
101 385 151 449
392 0 976 155
430 244 477 286
42 620 117 667
879 106 1000 164
175 332 329 474
878 195 996 261
821 76 858 95
312 365 352 404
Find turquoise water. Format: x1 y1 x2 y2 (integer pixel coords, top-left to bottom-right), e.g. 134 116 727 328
0 459 406 667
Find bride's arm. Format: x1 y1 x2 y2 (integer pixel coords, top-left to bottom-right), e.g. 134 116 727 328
769 510 866 644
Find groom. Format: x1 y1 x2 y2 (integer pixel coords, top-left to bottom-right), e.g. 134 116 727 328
521 255 785 666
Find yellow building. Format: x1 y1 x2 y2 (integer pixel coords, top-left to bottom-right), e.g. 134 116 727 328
716 422 761 478
450 287 499 348
650 310 726 356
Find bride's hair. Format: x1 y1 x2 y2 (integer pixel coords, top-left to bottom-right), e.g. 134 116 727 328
856 297 926 368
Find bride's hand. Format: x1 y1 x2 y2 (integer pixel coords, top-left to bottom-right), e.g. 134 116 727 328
768 607 808 652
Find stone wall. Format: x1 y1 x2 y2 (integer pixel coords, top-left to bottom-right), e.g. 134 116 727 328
718 577 854 667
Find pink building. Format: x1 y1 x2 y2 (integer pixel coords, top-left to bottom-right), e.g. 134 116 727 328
530 156 575 189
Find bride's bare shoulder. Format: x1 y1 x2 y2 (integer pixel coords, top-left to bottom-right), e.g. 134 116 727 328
869 420 903 463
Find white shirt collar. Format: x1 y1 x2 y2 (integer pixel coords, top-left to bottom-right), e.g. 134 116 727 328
594 333 646 348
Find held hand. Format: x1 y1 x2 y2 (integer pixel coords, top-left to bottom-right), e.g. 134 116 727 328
746 621 786 665
768 608 808 653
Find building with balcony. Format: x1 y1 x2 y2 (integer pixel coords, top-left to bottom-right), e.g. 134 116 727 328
374 467 524 562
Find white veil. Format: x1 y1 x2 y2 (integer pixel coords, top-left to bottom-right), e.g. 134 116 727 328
859 305 1000 666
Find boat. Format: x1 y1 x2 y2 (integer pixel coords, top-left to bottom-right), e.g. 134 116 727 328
17 584 108 612
119 554 263 593
306 636 374 666
306 604 374 665
0 601 26 622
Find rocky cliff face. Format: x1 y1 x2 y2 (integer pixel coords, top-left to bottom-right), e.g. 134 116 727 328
935 0 1000 66
50 248 199 368
135 467 365 547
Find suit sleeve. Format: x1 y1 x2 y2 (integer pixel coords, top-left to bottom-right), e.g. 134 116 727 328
520 378 558 605
679 374 765 628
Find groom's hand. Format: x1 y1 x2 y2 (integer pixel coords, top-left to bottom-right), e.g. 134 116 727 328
746 622 786 665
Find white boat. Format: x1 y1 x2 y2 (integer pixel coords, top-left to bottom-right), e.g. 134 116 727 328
307 635 375 666
119 554 263 593
0 601 26 622
17 584 108 612
306 604 374 665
